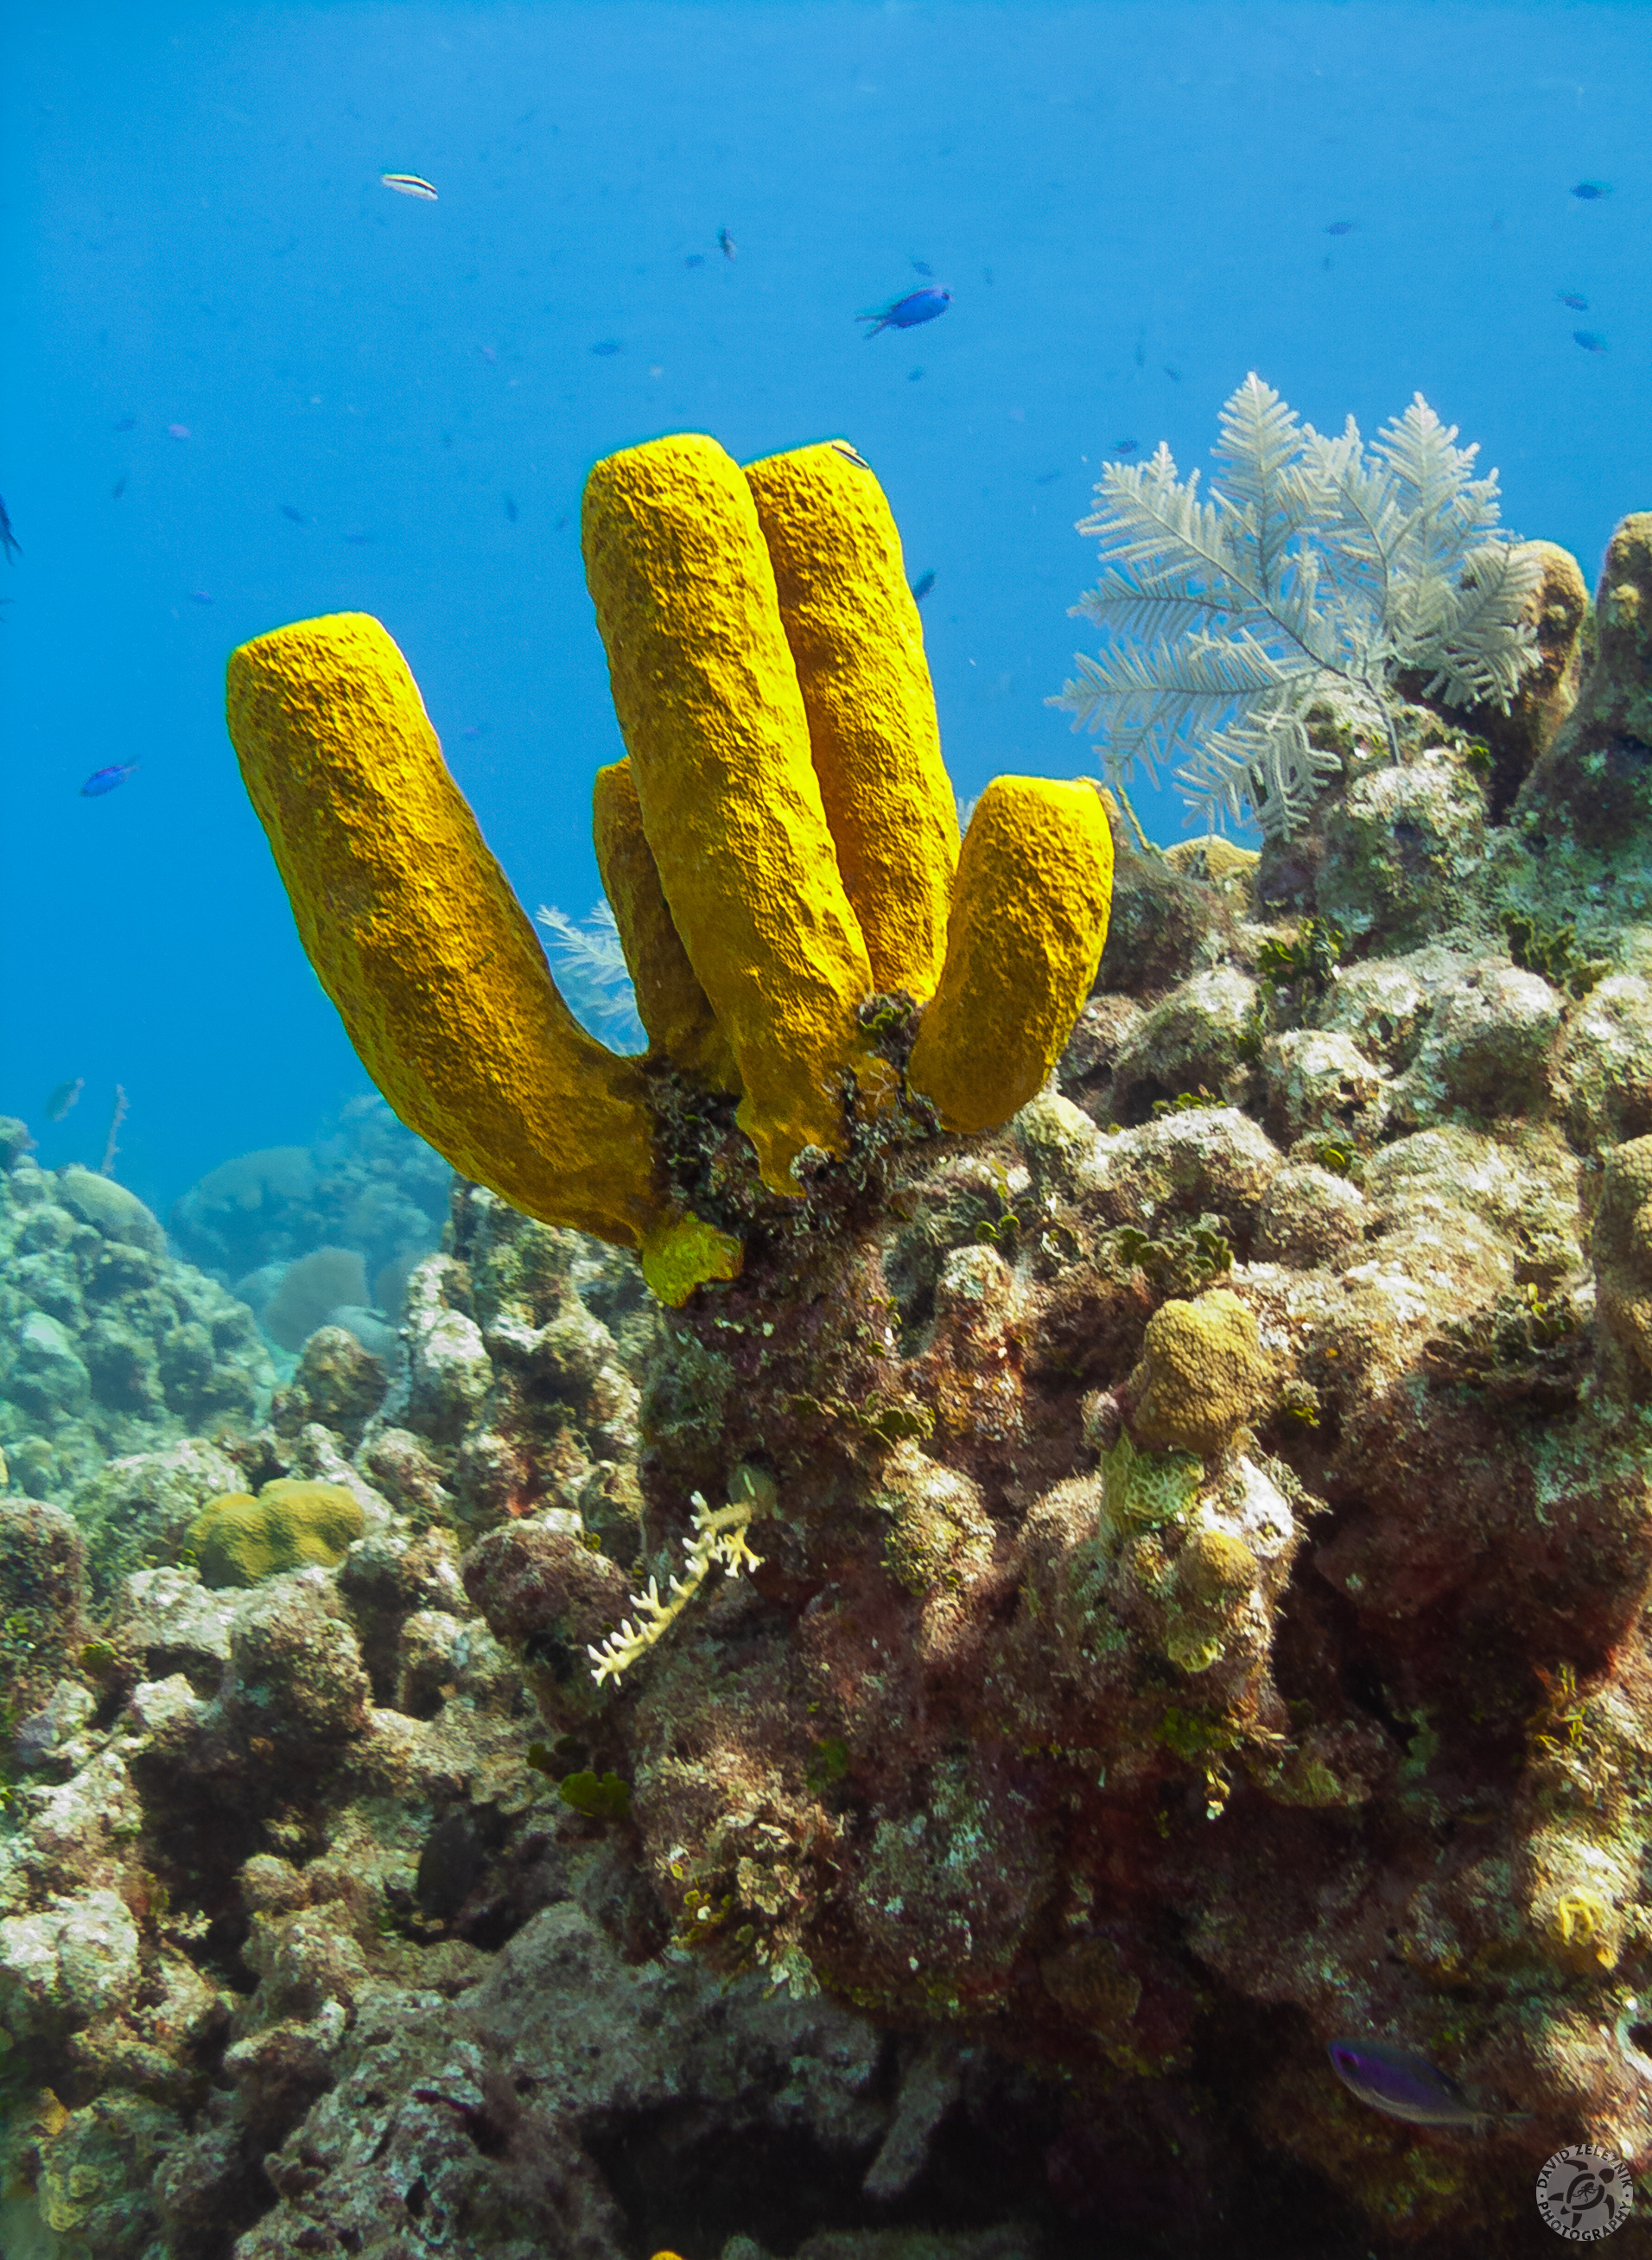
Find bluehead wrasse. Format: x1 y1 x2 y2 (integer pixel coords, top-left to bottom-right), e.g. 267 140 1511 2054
382 173 438 201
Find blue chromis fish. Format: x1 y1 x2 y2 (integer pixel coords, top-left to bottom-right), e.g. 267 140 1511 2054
1327 2040 1511 2129
857 286 951 337
910 570 936 603
1571 180 1611 200
382 172 437 201
81 762 139 798
44 1078 84 1123
718 226 737 260
0 493 19 564
1573 329 1607 353
1559 291 1589 310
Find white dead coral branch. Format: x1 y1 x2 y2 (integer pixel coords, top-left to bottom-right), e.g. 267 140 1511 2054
588 1467 772 1685
1052 373 1544 838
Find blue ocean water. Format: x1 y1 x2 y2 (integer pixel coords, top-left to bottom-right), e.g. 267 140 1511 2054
3 0 1647 1215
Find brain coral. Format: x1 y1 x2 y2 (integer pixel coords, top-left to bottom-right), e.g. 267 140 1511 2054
1125 1287 1274 1456
188 1477 365 1588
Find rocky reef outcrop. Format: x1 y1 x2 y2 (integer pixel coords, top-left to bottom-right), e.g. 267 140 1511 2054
11 515 1652 2258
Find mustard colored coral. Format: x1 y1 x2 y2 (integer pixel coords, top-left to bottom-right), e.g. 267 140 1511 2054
230 616 675 1252
188 1479 365 1588
906 777 1113 1134
1128 1289 1273 1458
582 433 891 1194
230 430 1115 1296
744 440 959 1002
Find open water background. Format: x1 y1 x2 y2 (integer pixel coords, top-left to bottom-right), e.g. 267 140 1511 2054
3 0 1649 1213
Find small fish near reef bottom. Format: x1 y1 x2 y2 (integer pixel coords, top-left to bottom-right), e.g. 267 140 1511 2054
1327 2040 1524 2130
81 762 139 799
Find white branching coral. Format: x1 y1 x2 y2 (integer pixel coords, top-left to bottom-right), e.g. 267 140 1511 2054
536 899 647 1052
1052 373 1544 838
588 1467 772 1684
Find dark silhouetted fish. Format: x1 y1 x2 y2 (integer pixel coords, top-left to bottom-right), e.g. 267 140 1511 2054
1325 220 1357 236
911 570 936 603
44 1078 85 1123
590 340 621 356
1572 180 1611 199
1558 291 1589 310
111 475 127 500
504 495 518 521
1035 469 1062 485
81 762 139 797
857 286 950 337
281 505 306 523
1163 365 1182 380
1574 329 1607 353
911 258 933 275
718 226 737 259
1327 2040 1507 2129
1112 438 1140 457
0 494 19 563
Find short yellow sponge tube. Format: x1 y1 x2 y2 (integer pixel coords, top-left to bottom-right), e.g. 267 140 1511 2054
907 777 1113 1134
593 759 740 1093
582 434 889 1195
743 440 958 1002
226 612 739 1302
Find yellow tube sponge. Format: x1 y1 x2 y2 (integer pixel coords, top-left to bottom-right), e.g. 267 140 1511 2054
907 777 1113 1134
582 434 888 1194
592 760 740 1092
744 440 958 1002
226 613 738 1305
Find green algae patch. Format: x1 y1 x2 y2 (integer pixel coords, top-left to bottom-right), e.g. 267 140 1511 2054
187 1478 365 1588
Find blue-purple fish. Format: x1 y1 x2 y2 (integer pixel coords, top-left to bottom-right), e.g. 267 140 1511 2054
1572 180 1611 200
1558 291 1589 311
1327 2040 1502 2129
81 762 139 798
0 493 19 564
1325 220 1357 236
910 570 936 603
1574 329 1607 353
857 286 951 337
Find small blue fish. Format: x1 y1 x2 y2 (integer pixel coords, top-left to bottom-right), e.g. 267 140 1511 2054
111 475 126 500
911 258 933 276
1558 291 1589 311
0 493 19 564
684 253 705 267
857 286 951 338
281 505 307 523
911 570 936 603
1328 2040 1490 2129
44 1078 84 1123
1574 328 1607 353
590 340 621 357
1325 220 1357 236
504 495 518 522
718 227 737 260
1572 180 1611 200
81 762 139 798
1112 438 1140 458
189 589 213 605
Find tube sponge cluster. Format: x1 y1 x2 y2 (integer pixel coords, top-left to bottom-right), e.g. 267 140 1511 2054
227 432 1114 1302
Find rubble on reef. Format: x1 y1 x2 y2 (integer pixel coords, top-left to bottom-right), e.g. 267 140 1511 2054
12 516 1652 2257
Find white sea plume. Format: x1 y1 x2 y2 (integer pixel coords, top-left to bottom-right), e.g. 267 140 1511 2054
1052 375 1544 837
536 900 647 1053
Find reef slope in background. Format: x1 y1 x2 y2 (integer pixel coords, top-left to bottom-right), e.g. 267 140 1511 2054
8 521 1652 2255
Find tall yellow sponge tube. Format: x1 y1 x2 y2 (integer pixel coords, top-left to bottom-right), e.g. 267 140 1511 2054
743 441 958 1003
907 778 1114 1135
226 613 740 1302
592 760 740 1093
582 434 889 1196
